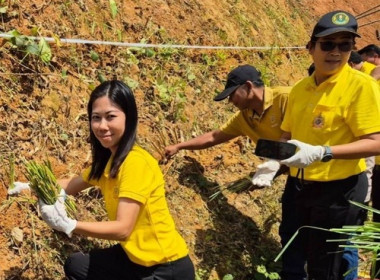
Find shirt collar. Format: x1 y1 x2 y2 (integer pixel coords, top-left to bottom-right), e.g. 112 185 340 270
250 86 273 120
263 86 274 111
306 64 349 89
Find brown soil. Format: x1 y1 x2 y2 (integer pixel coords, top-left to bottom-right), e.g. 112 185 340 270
0 0 379 279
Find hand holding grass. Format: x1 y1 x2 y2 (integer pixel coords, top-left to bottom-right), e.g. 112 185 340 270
24 160 77 218
38 189 77 237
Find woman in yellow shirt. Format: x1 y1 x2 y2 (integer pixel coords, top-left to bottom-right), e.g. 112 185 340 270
278 11 380 280
38 80 194 280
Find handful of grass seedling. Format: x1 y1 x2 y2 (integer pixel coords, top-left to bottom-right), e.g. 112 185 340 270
209 176 252 201
275 201 380 280
329 201 380 279
25 160 76 218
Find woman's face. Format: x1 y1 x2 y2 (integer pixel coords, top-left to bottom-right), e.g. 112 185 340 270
310 32 354 84
90 96 126 154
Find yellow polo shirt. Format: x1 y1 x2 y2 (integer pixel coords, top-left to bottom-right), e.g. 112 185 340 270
359 62 380 166
361 61 376 76
281 64 380 181
220 86 290 142
82 145 188 266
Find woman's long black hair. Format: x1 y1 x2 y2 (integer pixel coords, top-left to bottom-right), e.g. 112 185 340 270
87 80 138 180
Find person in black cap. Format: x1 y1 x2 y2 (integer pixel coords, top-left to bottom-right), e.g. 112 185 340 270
358 44 380 66
165 65 308 279
272 10 380 280
348 51 378 78
164 64 290 188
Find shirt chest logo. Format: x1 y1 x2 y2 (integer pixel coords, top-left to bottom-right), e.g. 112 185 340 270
270 115 278 127
312 113 325 128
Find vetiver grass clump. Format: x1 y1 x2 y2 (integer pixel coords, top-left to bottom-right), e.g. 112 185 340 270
24 160 76 218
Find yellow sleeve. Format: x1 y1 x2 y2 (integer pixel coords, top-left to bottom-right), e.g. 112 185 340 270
118 154 158 205
346 79 380 136
220 111 245 137
81 166 99 186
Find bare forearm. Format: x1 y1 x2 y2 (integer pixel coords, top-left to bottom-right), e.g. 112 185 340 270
177 134 216 150
58 177 91 196
74 220 131 241
280 132 291 142
281 132 380 159
331 138 380 159
177 130 235 150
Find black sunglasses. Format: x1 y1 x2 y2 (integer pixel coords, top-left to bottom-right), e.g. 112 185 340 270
318 41 353 52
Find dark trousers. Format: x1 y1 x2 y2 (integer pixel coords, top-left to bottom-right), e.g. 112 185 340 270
280 173 367 280
372 165 380 223
371 165 380 276
279 176 307 280
64 245 195 280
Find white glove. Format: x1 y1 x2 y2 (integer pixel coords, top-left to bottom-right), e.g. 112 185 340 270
39 189 77 237
252 160 281 187
280 139 324 168
8 182 31 195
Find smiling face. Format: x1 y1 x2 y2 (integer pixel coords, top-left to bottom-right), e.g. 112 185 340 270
90 96 126 154
310 32 354 85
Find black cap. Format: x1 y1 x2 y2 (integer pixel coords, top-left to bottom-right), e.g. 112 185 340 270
214 65 261 101
311 10 360 38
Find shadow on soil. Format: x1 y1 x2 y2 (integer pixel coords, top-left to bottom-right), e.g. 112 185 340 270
177 156 281 279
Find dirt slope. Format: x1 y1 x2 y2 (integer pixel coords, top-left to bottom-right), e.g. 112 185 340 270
0 0 379 279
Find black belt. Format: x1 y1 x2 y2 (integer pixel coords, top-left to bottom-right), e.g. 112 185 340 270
293 172 363 190
300 179 317 185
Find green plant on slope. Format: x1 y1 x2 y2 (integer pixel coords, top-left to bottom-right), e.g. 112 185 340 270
109 0 117 19
153 78 187 122
5 29 52 64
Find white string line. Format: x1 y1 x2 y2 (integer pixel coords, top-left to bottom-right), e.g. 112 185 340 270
0 33 305 50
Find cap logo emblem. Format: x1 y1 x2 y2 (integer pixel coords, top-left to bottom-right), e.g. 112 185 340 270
331 12 349 25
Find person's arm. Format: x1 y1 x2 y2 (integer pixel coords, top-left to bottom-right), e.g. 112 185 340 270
74 198 141 241
165 130 236 158
9 174 91 196
370 66 380 80
58 176 92 196
280 132 291 142
281 131 380 158
280 133 380 168
330 133 380 159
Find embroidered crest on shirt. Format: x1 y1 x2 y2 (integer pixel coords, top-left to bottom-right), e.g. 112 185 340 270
312 113 325 128
270 115 278 127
